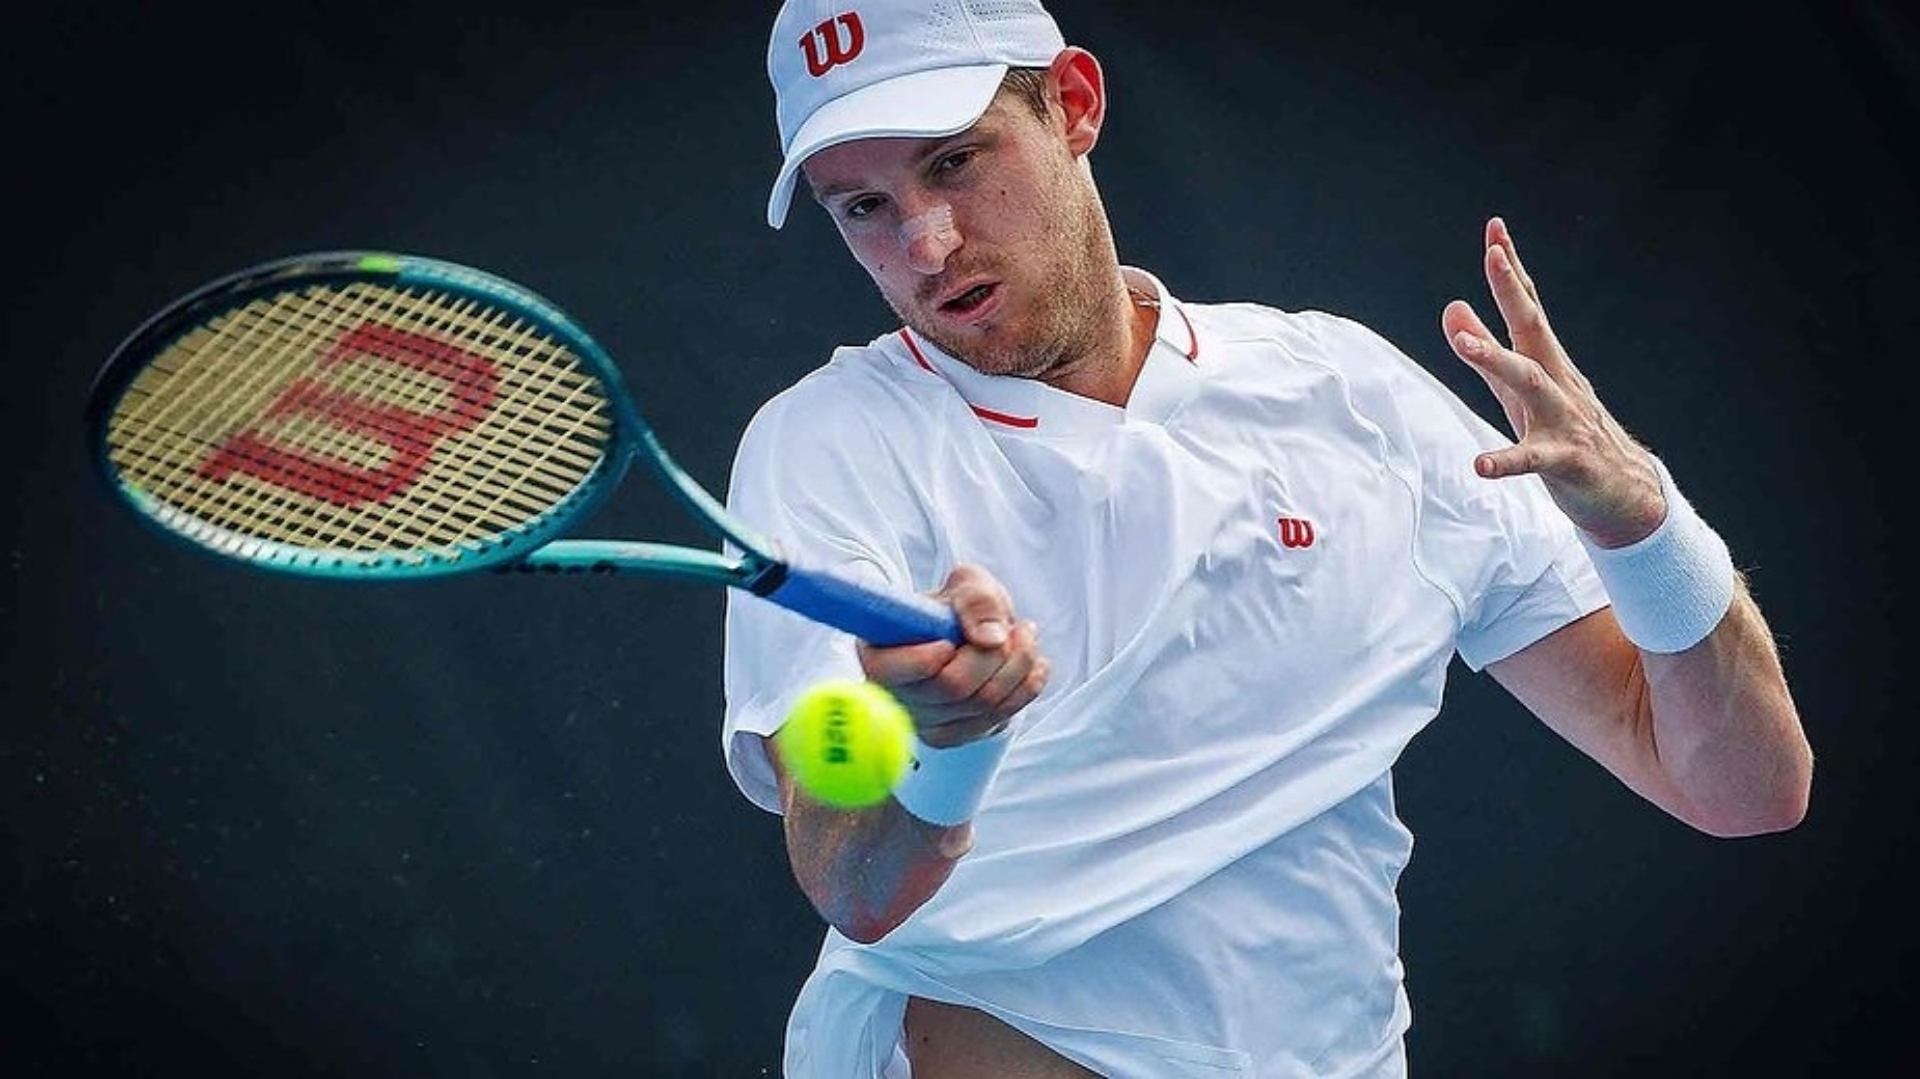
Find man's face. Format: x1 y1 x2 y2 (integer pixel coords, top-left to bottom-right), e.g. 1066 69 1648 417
801 87 1110 381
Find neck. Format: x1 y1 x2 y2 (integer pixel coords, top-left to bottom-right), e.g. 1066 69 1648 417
1047 270 1158 407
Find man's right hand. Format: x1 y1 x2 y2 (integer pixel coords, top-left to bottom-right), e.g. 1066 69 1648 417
856 563 1050 747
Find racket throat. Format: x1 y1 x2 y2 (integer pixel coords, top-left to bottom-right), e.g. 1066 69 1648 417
742 561 790 596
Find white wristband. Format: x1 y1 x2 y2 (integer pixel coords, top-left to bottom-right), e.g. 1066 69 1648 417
893 730 1010 826
1578 456 1738 654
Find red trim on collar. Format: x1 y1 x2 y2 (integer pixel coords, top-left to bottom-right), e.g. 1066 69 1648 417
899 327 936 372
895 298 1198 425
1175 303 1200 361
897 329 1041 429
968 403 1041 429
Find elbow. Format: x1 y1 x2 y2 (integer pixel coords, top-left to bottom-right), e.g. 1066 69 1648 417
1697 796 1807 839
1676 711 1816 838
1757 780 1814 836
1692 763 1814 839
789 845 931 945
838 910 909 945
1762 773 1814 834
778 763 968 945
797 876 913 944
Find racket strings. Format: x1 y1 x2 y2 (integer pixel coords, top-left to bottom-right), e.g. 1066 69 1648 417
107 282 616 562
117 291 368 547
243 286 510 552
403 290 610 541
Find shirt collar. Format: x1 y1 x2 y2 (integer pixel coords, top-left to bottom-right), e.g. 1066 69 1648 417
895 267 1203 435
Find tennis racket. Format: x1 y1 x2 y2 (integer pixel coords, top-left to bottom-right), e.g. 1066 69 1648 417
84 251 962 646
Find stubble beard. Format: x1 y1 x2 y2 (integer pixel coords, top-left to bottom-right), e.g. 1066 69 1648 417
895 197 1112 384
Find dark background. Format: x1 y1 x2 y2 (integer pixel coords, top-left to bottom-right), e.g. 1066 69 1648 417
6 1 1915 1075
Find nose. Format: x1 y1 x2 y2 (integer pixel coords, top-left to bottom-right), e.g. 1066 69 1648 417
900 204 960 275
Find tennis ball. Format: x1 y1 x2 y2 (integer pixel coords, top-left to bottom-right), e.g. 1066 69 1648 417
774 679 915 809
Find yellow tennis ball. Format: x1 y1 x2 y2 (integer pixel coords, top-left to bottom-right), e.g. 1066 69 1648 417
774 679 915 809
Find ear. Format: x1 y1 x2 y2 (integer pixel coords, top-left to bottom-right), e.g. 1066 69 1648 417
1048 47 1106 157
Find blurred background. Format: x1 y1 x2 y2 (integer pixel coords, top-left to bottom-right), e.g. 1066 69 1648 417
6 1 1914 1074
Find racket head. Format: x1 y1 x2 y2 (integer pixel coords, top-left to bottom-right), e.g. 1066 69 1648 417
86 252 649 579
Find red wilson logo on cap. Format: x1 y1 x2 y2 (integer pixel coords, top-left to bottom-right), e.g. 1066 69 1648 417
800 12 865 76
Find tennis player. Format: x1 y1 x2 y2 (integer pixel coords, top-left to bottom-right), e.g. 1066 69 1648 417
720 2 1814 1075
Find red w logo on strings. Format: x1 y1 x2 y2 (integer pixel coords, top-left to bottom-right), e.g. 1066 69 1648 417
198 323 498 506
800 12 865 76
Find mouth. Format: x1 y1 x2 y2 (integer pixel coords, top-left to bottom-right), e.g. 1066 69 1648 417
937 281 998 317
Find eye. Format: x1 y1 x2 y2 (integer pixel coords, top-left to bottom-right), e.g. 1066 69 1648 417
931 147 977 177
843 194 887 221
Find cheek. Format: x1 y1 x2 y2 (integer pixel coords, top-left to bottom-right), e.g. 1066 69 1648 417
849 237 895 279
831 220 888 274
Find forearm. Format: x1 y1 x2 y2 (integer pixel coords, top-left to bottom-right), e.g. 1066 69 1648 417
1642 580 1812 837
1572 456 1812 835
762 567 1041 940
1447 219 1813 838
773 740 972 943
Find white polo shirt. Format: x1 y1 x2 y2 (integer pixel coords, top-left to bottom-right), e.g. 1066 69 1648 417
721 269 1608 1078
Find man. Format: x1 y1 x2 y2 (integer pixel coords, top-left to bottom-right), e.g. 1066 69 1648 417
720 1 1814 1075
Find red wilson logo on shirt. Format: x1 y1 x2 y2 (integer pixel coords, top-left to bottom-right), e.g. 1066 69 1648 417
800 13 865 76
1277 517 1317 549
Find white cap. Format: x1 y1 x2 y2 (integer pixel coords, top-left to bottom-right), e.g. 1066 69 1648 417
765 0 1066 228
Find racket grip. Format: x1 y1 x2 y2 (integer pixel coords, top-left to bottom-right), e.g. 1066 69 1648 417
763 564 964 646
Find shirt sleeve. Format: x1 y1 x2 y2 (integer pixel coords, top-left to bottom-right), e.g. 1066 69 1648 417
1305 312 1609 671
718 361 946 813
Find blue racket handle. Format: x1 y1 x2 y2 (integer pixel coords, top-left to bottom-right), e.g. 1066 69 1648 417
762 564 964 646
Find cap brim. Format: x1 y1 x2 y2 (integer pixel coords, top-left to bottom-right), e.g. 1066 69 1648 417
766 63 1009 229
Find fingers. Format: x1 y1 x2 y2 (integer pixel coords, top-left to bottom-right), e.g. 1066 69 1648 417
1440 217 1584 478
856 564 1011 684
1445 301 1539 388
1440 296 1496 350
909 620 1049 743
1445 216 1556 368
1483 223 1558 361
1441 298 1528 424
1444 316 1550 479
855 563 1050 745
1487 216 1541 306
942 562 1017 649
